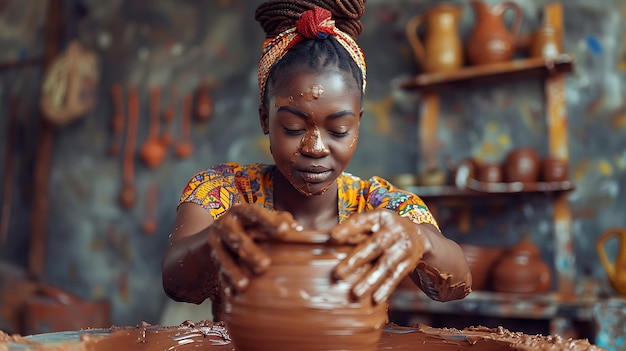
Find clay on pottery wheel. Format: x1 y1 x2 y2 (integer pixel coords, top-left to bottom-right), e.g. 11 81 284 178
492 236 552 294
505 147 540 183
3 321 606 351
222 231 387 351
541 156 568 182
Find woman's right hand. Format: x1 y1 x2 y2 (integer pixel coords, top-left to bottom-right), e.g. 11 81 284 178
208 204 302 294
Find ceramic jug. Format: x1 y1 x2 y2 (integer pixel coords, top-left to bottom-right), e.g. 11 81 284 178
596 228 626 295
406 4 464 73
466 0 523 65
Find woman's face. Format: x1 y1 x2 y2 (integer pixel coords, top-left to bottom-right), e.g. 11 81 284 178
261 70 362 196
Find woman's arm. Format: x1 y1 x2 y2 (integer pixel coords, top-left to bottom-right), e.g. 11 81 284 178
408 223 472 302
162 202 217 304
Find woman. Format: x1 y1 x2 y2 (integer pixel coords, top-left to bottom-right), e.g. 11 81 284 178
162 0 471 321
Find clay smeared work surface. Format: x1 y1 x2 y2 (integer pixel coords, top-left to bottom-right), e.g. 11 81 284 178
1 321 605 351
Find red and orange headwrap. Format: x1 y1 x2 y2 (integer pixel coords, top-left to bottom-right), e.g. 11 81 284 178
257 6 367 103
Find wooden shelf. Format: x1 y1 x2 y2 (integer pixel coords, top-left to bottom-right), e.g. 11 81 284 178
404 180 574 199
399 54 575 92
389 289 598 321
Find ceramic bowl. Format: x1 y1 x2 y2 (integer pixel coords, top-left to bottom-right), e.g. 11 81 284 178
460 244 506 291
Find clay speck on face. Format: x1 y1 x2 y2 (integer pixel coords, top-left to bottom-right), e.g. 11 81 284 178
301 126 328 155
275 95 295 108
300 84 324 101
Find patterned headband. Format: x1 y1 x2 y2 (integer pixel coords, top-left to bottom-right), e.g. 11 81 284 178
257 6 367 103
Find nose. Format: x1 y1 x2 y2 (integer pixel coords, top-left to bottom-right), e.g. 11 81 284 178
300 127 330 158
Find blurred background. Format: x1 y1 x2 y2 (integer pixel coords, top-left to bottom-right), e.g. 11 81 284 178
0 0 624 346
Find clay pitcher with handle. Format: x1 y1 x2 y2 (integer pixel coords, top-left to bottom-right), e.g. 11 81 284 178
596 228 626 295
466 0 523 65
406 4 464 74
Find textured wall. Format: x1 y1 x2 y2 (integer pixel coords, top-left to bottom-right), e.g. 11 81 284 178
0 0 625 328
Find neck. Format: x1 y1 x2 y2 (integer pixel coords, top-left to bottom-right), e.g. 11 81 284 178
272 168 339 231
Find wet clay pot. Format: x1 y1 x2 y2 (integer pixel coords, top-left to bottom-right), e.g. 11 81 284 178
406 4 464 73
466 0 523 65
492 237 552 294
222 231 387 351
541 156 568 182
505 147 540 183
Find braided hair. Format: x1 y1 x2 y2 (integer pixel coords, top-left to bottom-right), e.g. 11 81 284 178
255 0 367 106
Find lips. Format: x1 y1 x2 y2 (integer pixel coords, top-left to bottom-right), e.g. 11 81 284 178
297 165 332 183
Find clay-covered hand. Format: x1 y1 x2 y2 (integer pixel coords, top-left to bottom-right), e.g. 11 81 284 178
329 209 431 304
208 204 302 294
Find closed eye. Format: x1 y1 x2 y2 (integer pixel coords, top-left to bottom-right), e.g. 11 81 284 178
284 127 305 136
330 130 350 137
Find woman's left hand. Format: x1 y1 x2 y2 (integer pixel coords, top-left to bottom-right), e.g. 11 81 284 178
328 209 431 304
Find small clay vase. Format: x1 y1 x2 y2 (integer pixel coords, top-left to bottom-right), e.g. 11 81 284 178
477 162 503 183
222 231 387 351
451 158 477 187
529 26 562 58
492 237 552 294
406 4 464 73
505 148 540 183
541 156 568 182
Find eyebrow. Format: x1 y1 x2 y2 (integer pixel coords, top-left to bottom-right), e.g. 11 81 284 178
277 106 356 119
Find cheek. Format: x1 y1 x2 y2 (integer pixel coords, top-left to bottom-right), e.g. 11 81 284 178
269 133 300 159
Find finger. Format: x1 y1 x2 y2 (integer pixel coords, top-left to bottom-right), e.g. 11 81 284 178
372 259 414 305
332 225 399 280
351 240 409 300
232 205 301 239
208 233 250 293
217 218 272 275
329 211 383 245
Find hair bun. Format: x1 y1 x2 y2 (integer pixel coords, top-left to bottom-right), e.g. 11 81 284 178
255 0 366 39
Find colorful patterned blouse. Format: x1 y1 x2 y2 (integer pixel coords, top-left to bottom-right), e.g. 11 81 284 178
179 162 438 229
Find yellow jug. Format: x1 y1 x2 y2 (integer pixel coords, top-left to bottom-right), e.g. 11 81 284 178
596 228 626 295
405 4 464 74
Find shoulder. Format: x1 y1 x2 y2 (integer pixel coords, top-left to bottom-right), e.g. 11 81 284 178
179 162 271 200
186 163 270 182
366 176 429 207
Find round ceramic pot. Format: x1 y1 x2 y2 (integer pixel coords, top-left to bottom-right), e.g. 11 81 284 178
477 163 503 183
541 156 568 182
222 231 388 351
492 238 552 294
505 148 540 183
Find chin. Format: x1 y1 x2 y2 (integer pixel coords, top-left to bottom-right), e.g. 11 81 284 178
294 181 334 196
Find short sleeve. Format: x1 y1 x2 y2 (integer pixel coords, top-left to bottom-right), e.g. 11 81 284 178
367 176 440 230
178 163 244 220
